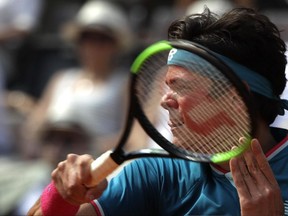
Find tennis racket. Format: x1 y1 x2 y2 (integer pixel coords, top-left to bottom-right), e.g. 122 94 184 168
88 39 256 187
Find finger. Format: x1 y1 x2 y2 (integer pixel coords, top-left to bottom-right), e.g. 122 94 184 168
241 140 269 185
51 161 66 189
242 146 258 175
250 139 278 186
50 157 92 205
241 141 277 203
238 137 267 184
238 154 263 197
250 140 284 215
230 157 251 198
242 140 282 207
77 154 95 184
65 154 88 187
63 178 90 205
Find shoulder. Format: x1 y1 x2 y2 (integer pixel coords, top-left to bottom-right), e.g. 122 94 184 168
95 159 176 215
132 157 204 170
96 158 208 215
122 157 206 185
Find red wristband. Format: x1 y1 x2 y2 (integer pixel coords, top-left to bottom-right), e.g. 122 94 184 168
41 181 80 216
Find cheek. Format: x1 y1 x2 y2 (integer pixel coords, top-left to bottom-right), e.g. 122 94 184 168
178 97 195 121
179 94 210 125
179 95 201 111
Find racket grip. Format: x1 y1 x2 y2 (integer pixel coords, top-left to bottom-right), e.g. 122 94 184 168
88 150 119 187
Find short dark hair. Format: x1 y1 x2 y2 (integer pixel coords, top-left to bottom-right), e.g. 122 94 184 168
168 7 287 124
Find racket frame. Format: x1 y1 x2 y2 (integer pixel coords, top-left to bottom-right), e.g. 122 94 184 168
89 39 259 186
131 40 257 163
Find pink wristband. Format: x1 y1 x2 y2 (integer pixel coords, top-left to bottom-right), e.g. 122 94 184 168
41 181 80 216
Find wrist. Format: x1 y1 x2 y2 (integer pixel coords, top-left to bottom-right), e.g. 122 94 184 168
41 181 80 216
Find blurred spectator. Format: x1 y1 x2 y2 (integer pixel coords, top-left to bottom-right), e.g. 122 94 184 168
0 0 43 155
6 0 82 100
20 0 134 159
10 0 133 214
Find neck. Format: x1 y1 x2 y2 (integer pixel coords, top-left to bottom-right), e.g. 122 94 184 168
82 65 113 81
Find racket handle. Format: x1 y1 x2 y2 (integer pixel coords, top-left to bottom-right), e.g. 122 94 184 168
88 150 119 187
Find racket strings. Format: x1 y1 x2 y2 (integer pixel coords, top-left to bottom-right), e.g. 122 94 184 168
137 53 169 125
176 81 250 153
154 66 250 154
135 50 251 158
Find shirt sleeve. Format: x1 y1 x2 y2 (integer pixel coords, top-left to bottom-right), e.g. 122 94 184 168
91 157 202 216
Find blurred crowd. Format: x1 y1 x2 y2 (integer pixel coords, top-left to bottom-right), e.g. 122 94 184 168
0 0 287 215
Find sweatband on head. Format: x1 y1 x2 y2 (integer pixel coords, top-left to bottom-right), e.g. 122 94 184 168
167 48 276 99
167 48 288 114
41 181 80 216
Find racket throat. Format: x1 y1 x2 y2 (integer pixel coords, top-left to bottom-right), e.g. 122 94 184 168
110 149 126 164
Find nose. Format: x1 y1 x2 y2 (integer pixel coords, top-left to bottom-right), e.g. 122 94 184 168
161 91 179 110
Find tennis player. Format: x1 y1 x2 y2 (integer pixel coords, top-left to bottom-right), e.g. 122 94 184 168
28 7 288 216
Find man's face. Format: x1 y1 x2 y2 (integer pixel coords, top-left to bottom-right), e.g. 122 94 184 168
161 65 237 153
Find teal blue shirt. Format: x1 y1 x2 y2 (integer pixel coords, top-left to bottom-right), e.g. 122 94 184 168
93 137 288 216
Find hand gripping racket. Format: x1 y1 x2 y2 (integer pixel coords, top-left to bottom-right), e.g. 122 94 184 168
88 40 256 187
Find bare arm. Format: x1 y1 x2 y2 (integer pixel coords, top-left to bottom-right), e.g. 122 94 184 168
230 139 284 216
